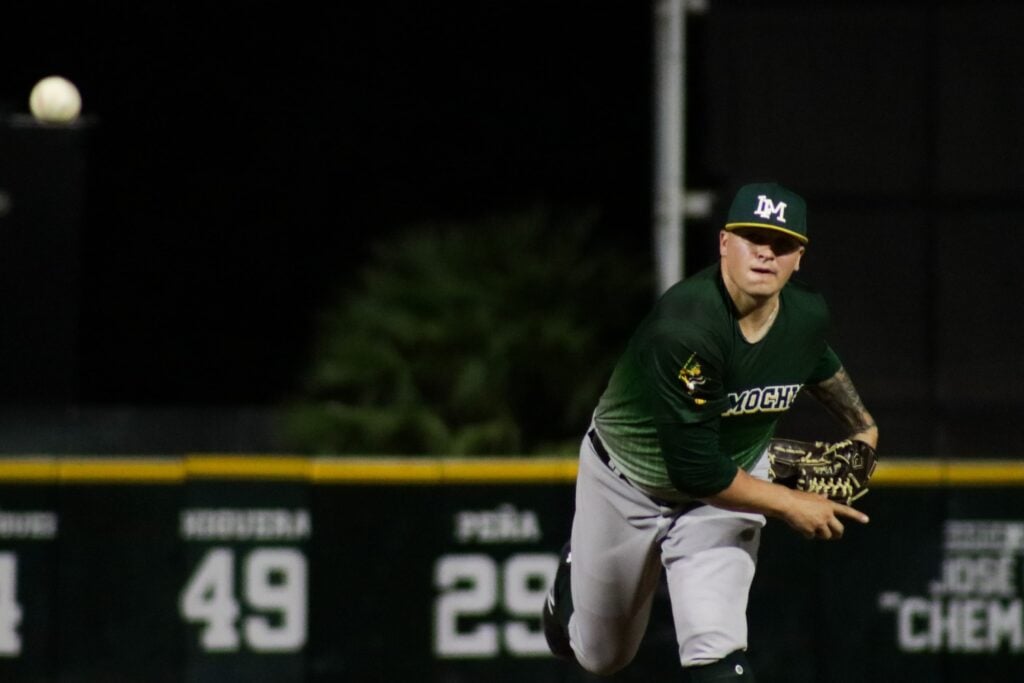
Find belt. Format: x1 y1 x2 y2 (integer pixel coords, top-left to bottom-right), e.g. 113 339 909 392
587 428 627 479
587 428 704 513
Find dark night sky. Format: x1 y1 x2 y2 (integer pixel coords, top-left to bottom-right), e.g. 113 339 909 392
5 1 1024 457
0 2 656 404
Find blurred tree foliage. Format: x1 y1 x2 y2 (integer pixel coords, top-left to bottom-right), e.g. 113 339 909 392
283 207 650 455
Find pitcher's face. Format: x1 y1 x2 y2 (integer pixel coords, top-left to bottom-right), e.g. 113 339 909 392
720 228 804 299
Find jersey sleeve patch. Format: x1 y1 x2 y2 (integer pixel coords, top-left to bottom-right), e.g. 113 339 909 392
677 352 713 407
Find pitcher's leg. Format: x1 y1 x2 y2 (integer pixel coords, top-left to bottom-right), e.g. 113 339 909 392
568 531 661 675
662 506 763 668
548 431 664 675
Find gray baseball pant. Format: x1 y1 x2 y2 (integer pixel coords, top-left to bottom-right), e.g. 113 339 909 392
567 430 767 674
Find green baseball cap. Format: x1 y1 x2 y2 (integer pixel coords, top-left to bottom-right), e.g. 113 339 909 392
724 182 808 244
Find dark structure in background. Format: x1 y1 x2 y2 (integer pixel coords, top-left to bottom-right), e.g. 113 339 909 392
701 2 1024 457
0 1 1020 456
1 469 1019 683
0 120 82 403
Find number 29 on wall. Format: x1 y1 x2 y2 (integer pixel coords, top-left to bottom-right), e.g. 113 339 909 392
433 552 557 658
0 553 21 656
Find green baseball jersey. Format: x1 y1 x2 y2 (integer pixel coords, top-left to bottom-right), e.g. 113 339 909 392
593 263 841 501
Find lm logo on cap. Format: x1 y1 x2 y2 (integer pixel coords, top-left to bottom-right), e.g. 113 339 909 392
753 195 787 223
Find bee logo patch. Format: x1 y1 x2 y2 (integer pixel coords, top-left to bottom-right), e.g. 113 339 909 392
678 352 708 406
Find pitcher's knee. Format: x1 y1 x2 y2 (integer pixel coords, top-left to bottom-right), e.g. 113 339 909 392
576 651 633 677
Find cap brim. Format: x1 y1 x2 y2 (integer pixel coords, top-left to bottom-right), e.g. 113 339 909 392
724 222 808 244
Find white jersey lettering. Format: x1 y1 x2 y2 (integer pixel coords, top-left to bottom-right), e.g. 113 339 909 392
723 384 802 417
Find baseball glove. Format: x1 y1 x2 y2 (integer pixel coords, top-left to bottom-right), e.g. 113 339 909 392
767 438 878 504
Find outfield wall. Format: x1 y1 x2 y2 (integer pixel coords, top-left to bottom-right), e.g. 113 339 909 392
0 456 1021 682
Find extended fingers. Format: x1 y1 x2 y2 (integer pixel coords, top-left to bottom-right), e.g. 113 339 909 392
832 501 870 524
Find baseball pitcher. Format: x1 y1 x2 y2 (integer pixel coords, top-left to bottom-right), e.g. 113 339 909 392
543 182 879 682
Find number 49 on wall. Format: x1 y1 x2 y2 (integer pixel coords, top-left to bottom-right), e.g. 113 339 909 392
180 547 307 653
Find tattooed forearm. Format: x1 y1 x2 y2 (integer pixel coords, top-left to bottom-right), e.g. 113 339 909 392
805 367 877 437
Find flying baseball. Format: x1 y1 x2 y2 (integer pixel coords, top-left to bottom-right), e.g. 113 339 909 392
29 76 82 124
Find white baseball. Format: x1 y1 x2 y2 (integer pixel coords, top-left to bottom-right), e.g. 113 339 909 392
29 76 82 124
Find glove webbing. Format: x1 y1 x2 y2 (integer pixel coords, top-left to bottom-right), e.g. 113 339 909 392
798 470 867 503
774 448 870 503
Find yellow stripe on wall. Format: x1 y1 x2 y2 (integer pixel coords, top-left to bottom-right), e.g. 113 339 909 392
60 458 185 483
184 455 311 480
0 456 1020 486
872 458 1024 486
